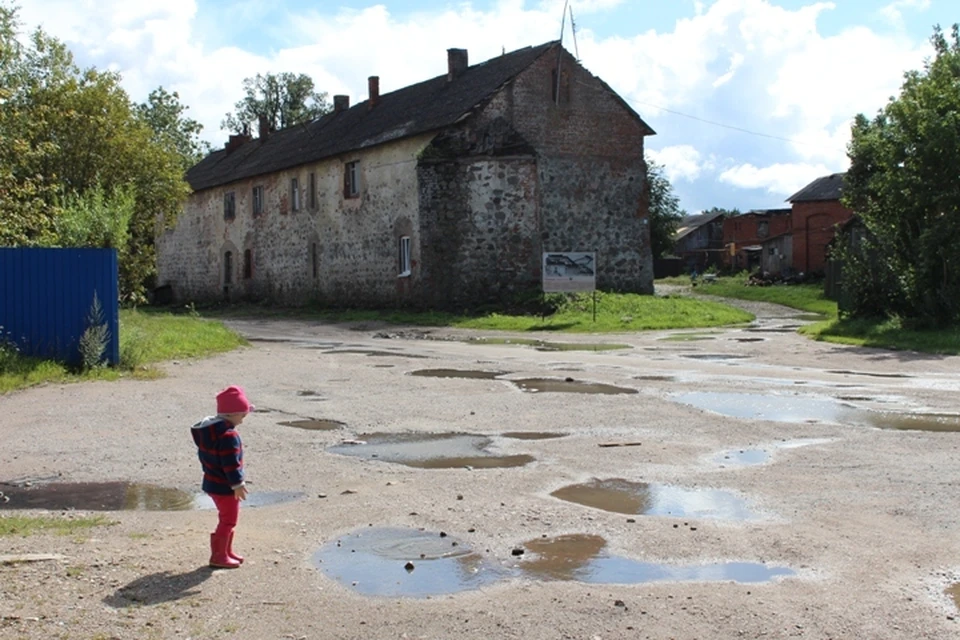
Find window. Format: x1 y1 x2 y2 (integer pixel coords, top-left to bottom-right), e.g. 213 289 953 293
311 243 318 279
290 177 300 212
252 186 264 216
309 172 317 209
223 192 236 220
551 69 569 105
243 249 252 279
224 251 233 285
757 221 769 239
344 161 359 198
398 236 411 276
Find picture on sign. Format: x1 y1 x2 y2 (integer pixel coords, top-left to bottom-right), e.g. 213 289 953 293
542 252 596 292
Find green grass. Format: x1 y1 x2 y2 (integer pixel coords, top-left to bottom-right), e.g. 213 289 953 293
0 515 113 537
800 317 960 354
691 277 838 317
210 292 754 333
0 308 246 394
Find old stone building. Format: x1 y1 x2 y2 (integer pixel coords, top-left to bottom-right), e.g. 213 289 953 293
156 42 656 308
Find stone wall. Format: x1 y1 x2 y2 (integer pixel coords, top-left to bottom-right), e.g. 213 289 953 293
157 134 433 305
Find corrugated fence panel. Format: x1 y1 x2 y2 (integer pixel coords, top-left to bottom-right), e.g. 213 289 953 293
0 248 119 366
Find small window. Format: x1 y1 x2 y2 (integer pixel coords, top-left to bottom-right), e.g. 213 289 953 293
223 192 236 220
309 172 317 209
224 251 233 285
243 249 252 279
290 178 300 212
252 186 264 216
550 69 569 105
344 161 359 198
398 236 411 276
758 221 769 239
311 243 318 279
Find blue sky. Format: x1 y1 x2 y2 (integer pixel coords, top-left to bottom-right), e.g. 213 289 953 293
17 0 956 214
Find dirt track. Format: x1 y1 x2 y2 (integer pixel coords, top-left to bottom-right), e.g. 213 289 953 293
2 297 960 640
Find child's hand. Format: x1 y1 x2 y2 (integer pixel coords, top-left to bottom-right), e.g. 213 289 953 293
234 485 248 501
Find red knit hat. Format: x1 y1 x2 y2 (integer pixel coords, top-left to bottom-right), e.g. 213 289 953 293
216 385 254 414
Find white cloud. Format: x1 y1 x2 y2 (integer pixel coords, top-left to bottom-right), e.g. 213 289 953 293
719 162 833 196
879 0 931 29
647 145 706 182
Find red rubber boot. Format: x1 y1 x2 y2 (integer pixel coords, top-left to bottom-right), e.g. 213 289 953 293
209 533 240 569
227 531 244 564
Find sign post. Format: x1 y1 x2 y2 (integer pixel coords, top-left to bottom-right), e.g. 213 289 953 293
542 251 597 321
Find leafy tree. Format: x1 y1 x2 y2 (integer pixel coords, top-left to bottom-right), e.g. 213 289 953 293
0 2 190 302
137 87 209 170
843 24 960 324
222 72 331 134
701 206 741 218
646 161 686 258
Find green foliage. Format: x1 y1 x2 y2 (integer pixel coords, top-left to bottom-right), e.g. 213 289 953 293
646 161 685 258
222 72 332 134
801 316 960 354
0 2 192 303
78 292 109 371
57 183 135 251
0 514 113 536
843 24 960 325
683 276 838 317
137 86 209 170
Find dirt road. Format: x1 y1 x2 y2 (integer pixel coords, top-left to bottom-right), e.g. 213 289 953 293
2 299 960 639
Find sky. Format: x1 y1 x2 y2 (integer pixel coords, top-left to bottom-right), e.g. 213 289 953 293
14 0 956 214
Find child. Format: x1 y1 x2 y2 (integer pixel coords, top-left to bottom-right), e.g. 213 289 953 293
191 385 252 569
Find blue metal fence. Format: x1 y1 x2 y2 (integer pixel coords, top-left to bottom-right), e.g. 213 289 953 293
0 248 120 366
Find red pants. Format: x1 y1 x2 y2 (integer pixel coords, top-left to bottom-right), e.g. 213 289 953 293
209 493 240 537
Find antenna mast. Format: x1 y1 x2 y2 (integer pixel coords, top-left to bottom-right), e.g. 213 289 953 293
569 5 580 60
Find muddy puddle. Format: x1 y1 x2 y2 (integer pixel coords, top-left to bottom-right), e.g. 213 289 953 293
0 482 303 511
634 375 676 382
409 369 507 380
511 378 638 395
946 583 960 610
674 391 960 432
315 529 793 597
681 354 751 361
659 334 717 342
327 433 535 469
550 478 761 520
314 528 502 597
715 449 771 466
323 349 426 358
466 338 630 352
519 534 794 584
827 370 912 379
278 419 345 431
192 491 303 510
501 431 566 440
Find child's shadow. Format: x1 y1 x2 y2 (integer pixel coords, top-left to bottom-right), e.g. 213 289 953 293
103 566 214 607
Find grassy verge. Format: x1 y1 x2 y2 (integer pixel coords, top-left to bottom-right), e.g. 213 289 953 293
0 308 246 394
688 277 838 317
210 292 754 333
0 515 114 537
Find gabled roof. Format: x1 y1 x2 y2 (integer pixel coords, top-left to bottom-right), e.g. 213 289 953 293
189 41 632 192
741 208 792 217
674 211 725 241
787 173 846 203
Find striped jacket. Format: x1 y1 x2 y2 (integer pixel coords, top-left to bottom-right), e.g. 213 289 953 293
191 416 244 495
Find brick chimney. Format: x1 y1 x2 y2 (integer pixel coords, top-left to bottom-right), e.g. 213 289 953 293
258 114 270 141
333 95 350 113
225 133 251 154
368 76 380 109
447 48 468 81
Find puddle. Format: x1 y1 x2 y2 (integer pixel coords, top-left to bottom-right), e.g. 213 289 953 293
659 334 717 342
791 314 828 322
947 583 960 610
733 337 766 343
409 369 507 380
466 338 630 352
278 419 345 431
0 482 196 511
681 354 750 361
633 375 676 382
0 482 305 511
673 392 960 432
501 431 566 440
313 527 503 597
550 478 761 520
827 370 912 379
519 534 793 584
715 449 771 466
297 390 321 396
323 349 426 358
327 433 535 469
511 378 638 395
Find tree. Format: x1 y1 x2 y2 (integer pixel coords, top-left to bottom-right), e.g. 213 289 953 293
843 24 960 324
137 87 209 170
701 206 741 218
646 161 686 258
0 2 190 302
222 72 331 135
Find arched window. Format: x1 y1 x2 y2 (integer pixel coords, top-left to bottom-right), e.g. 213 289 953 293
224 251 233 284
243 249 252 279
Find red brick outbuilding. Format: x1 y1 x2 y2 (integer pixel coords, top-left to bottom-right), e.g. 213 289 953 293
787 173 853 275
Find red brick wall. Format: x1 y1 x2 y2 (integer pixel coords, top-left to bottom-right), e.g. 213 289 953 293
791 201 853 274
722 213 792 270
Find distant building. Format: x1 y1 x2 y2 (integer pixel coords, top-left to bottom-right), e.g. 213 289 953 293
721 209 792 273
673 211 726 273
787 173 853 275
